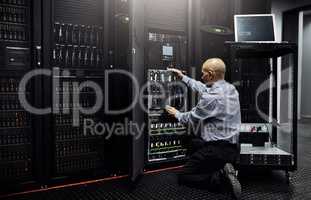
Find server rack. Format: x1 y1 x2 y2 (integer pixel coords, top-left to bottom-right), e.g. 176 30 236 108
0 0 143 192
129 0 145 181
126 0 192 170
41 0 132 184
226 42 298 181
144 31 190 168
0 0 44 192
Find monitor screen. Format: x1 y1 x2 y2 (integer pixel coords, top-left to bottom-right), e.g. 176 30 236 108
234 14 276 42
162 45 173 56
162 44 174 61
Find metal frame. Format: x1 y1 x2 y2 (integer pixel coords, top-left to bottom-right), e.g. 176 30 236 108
226 42 298 172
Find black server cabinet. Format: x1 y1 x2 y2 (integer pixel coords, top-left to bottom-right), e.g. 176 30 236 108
145 30 190 167
128 1 192 177
107 0 133 178
231 57 271 147
41 0 132 183
226 42 298 175
129 0 145 182
0 0 43 192
0 0 145 190
143 0 191 168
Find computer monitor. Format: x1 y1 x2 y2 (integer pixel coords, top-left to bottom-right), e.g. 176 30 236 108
234 14 276 42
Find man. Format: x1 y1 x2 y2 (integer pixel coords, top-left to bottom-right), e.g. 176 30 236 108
166 58 241 200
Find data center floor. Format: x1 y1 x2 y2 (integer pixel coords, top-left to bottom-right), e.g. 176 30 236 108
3 119 311 200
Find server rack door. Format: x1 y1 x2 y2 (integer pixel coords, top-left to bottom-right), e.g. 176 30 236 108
41 0 121 183
144 0 190 169
129 0 145 183
0 0 42 193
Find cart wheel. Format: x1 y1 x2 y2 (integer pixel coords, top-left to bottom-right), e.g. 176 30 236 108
285 170 290 184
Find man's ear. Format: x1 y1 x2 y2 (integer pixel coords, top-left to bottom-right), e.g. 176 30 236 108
209 70 216 80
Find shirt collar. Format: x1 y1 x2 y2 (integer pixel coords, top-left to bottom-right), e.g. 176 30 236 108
206 80 226 88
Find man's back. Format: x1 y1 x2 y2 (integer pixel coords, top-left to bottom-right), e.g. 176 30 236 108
199 80 241 144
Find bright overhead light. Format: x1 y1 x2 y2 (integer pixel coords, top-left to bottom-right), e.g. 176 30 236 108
200 25 233 35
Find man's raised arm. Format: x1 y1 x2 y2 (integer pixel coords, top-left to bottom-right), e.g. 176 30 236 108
167 68 207 95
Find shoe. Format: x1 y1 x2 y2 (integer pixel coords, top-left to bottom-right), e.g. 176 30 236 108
222 163 241 200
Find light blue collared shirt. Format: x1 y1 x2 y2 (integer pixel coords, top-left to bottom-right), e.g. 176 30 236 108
176 76 241 144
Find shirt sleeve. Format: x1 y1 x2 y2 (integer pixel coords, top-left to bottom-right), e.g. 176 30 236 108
175 96 219 124
182 75 207 95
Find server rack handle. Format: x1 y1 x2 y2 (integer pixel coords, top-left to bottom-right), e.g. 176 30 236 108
35 46 42 67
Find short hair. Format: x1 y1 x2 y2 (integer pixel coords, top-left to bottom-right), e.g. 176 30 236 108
202 58 226 78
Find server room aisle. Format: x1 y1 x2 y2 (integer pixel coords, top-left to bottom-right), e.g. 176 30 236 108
1 120 311 200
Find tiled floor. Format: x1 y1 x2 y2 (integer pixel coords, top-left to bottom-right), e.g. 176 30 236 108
2 119 311 200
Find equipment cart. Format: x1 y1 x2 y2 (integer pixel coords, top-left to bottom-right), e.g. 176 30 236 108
225 42 298 183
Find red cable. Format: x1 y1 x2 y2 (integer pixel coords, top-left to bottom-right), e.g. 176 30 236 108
0 165 183 199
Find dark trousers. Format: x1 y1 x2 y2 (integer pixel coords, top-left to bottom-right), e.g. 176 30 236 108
178 138 239 191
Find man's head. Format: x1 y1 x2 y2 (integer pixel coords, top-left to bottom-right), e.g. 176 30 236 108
201 58 226 85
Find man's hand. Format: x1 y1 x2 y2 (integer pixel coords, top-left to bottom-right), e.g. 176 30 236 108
165 105 179 117
167 68 184 79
